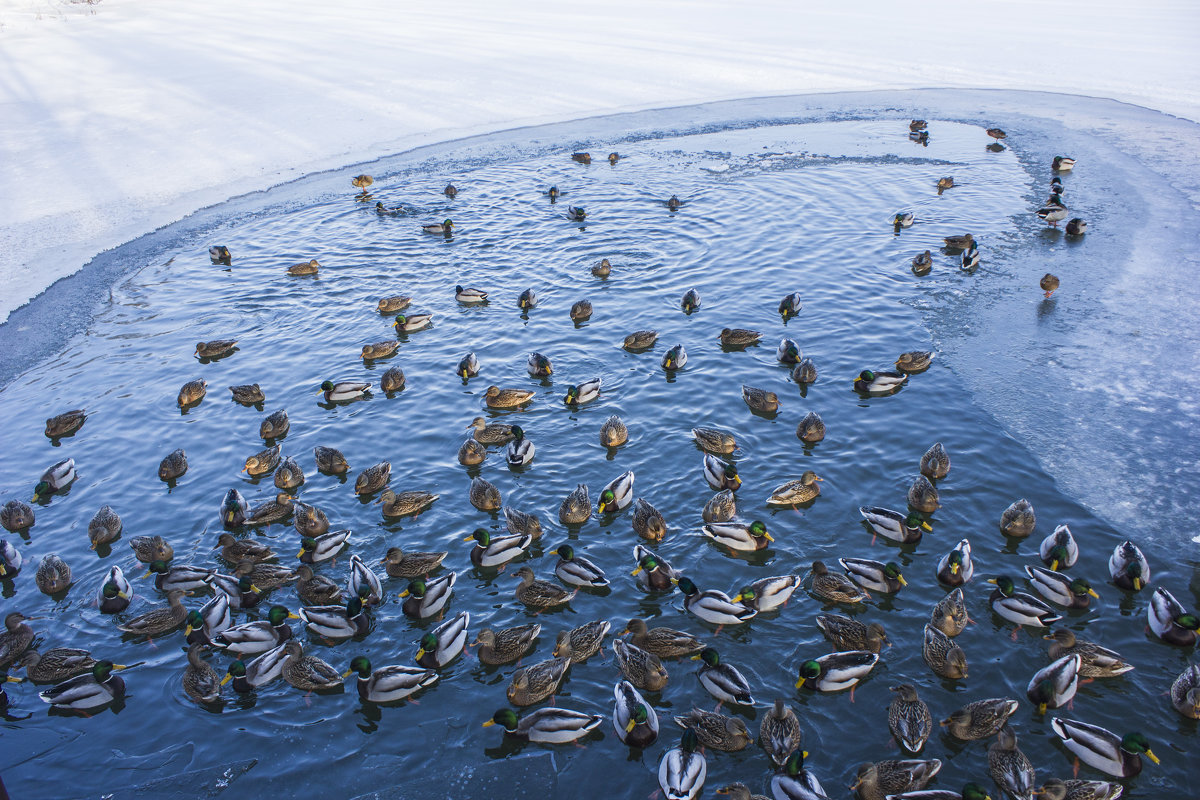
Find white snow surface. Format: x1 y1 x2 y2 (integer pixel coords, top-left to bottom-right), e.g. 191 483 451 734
0 0 1197 324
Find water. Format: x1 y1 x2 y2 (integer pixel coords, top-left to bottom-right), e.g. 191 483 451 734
1 107 1197 799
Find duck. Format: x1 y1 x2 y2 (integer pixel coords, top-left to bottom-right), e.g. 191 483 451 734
1065 218 1087 236
591 258 611 277
911 251 932 276
0 540 21 582
555 620 611 664
351 174 373 191
666 195 682 211
860 507 930 545
177 378 207 407
281 641 342 691
145 560 211 593
1 501 34 533
507 653 570 705
742 385 779 413
381 546 446 579
505 426 535 467
937 540 975 586
209 245 232 264
347 554 383 607
221 641 291 692
467 416 514 445
513 566 575 610
940 698 1019 741
97 566 133 614
1044 629 1133 679
377 295 411 314
659 730 707 800
894 211 915 229
414 611 469 669
455 285 487 304
623 618 701 659
853 760 943 800
675 577 756 626
39 660 127 710
662 344 687 370
759 698 803 766
1000 498 1036 537
551 544 607 588
564 377 602 405
1050 176 1065 196
214 605 299 656
454 352 481 381
988 726 1035 800
517 288 539 310
345 656 438 703
360 341 398 361
319 380 369 403
484 385 534 409
1170 664 1200 719
117 590 190 637
907 476 940 512
354 462 391 496
468 476 501 510
553 486 591 527
809 561 869 604
987 576 1062 633
1148 586 1199 645
0 613 37 670
474 623 541 665
157 448 188 481
598 470 634 512
695 647 753 706
83 506 122 550
484 707 601 743
1052 156 1076 172
393 312 433 333
565 206 586 221
1039 524 1079 571
691 427 736 454
986 127 1007 141
569 299 592 321
895 351 934 372
457 438 486 465
920 442 951 479
181 644 221 705
299 597 368 641
771 751 828 800
632 546 680 592
376 489 439 519
286 259 320 276
961 245 981 270
702 520 772 552
195 339 237 359
888 684 933 754
910 120 927 132
35 554 72 594
1027 654 1080 715
614 680 659 748
399 573 456 619
295 565 341 606
623 330 658 350
219 490 249 530
526 352 552 379
1108 540 1149 590
923 623 968 680
777 338 802 364
465 529 531 568
703 454 741 491
795 411 825 442
943 233 974 250
816 614 889 653
242 445 281 477
841 558 907 593
734 575 800 613
31 458 76 501
444 183 457 198
631 497 667 542
292 503 329 537
1041 273 1060 298
273 457 304 491
937 176 955 195
720 327 761 347
421 219 453 234
681 288 701 313
185 594 232 646
673 708 752 752
931 587 969 637
1034 779 1123 800
1050 718 1158 778
571 152 591 164
702 489 736 523
768 473 823 506
18 647 99 684
129 534 174 563
779 292 803 319
297 530 351 565
854 370 906 394
1038 199 1069 227
1024 565 1097 609
795 651 878 692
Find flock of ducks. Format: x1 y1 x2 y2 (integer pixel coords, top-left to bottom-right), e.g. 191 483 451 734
0 122 1191 800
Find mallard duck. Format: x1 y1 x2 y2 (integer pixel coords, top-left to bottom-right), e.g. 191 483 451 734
776 338 801 365
702 489 736 524
703 455 741 492
157 448 188 482
680 288 701 313
350 174 373 191
84 505 122 550
242 445 281 477
988 576 1062 633
319 380 369 403
623 330 658 351
454 284 487 305
854 760 943 800
468 416 514 444
468 476 501 511
185 593 232 646
380 547 446 580
128 534 173 564
923 623 968 680
907 476 940 513
506 426 535 467
347 554 382 606
214 605 298 656
571 151 591 164
756 698 803 766
295 565 341 606
662 344 687 370
549 544 607 588
1052 156 1076 172
1040 273 1061 298
466 529 530 568
816 614 889 653
292 503 329 537
987 727 1034 800
299 597 368 640
628 497 666 542
909 120 927 131
720 328 761 348
181 643 221 705
286 259 320 276
1 501 34 533
145 560 212 593
507 653 570 706
859 507 929 545
1040 524 1079 571
176 378 207 407
1038 199 1069 227
118 589 189 637
209 245 232 264
35 554 71 595
632 546 680 592
961 245 981 270
716 784 769 800
1065 218 1087 236
931 587 969 636
937 176 955 195
0 613 37 670
376 489 438 518
497 507 541 543
916 443 951 480
795 651 878 692
1000 499 1036 537
1044 629 1133 679
674 708 752 752
742 385 779 413
911 250 933 276
941 698 1019 740
377 294 412 314
676 577 756 626
943 234 975 250
0 539 20 582
894 211 915 229
564 206 586 221
1170 664 1200 719
517 289 539 311
1034 778 1122 800
19 647 98 684
768 473 823 506
1025 565 1097 609
194 339 237 360
484 385 534 409
841 558 907 593
458 437 486 465
624 618 701 659
219 489 249 530
889 684 932 754
97 565 133 614
894 351 934 373
310 446 348 476
227 384 265 406
692 427 736 454
659 730 707 800
222 641 291 692
400 573 456 619
695 648 753 705
1108 541 1148 591
360 341 398 361
513 566 575 610
485 707 601 742
615 679 659 747
32 458 77 502
590 257 611 276
1050 176 1065 195
297 530 350 565
613 638 669 691
665 195 682 211
732 575 800 614
39 660 127 710
450 352 480 381
393 312 434 333
854 370 906 394
1148 586 1199 645
441 182 457 198
702 520 771 552
273 456 304 491
474 623 540 665
44 409 87 439
354 462 391 496
1051 718 1158 778
344 656 437 703
795 412 825 443
809 561 869 604
911 130 930 145
549 620 606 665
598 470 634 512
772 751 828 800
279 641 341 691
414 611 469 669
1027 653 1080 715
422 219 454 234
937 540 974 585
569 299 592 321
772 290 804 320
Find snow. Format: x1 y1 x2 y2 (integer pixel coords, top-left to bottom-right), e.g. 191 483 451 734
0 0 1198 325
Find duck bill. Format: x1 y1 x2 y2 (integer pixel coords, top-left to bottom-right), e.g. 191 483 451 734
921 521 932 531
415 648 426 661
1088 589 1100 599
731 595 744 603
950 563 959 575
630 566 643 576
1144 749 1161 765
399 590 410 598
1133 577 1142 591
897 575 908 587
1037 702 1047 715
462 534 476 542
287 612 300 620
296 549 306 559
597 503 607 514
341 669 354 678
220 674 232 686
481 719 495 727
624 718 637 733
986 578 998 585
5 675 22 684
794 677 805 689
763 533 774 542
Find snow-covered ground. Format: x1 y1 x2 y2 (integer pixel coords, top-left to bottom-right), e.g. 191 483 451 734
0 0 1197 324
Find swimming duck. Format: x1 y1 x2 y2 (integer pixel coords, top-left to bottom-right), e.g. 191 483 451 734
854 370 906 394
299 597 368 641
1050 718 1158 778
98 565 133 614
1024 565 1097 609
795 411 825 442
911 251 932 276
292 503 329 537
474 623 541 665
157 448 188 482
286 259 319 276
0 540 20 582
234 560 297 594
145 560 212 593
1039 524 1079 571
551 544 608 588
662 344 687 370
961 245 981 270
558 484 591 525
894 212 915 229
768 472 823 506
720 328 761 348
195 339 236 359
624 618 701 659
348 554 383 607
465 528 531 568
319 380 369 403
612 637 670 690
931 587 969 637
667 195 681 211
555 620 611 664
895 351 934 372
484 707 601 742
598 470 634 512
841 558 906 593
681 288 702 313
673 708 752 752
703 454 741 492
695 647 753 706
565 206 586 221
1038 199 1069 227
1040 273 1060 298
943 234 975 250
1052 156 1076 172
937 176 955 195
907 475 940 513
273 456 304 491
702 489 736 524
281 641 342 691
209 245 232 265
297 529 351 564
692 426 736 454
888 684 933 754
118 589 190 637
243 493 292 527
632 546 680 592
443 182 457 198
458 437 486 465
623 330 658 351
400 573 456 619
987 726 1034 800
759 698 803 766
816 614 889 653
631 497 667 542
860 507 930 545
242 445 281 478
920 442 951 480
377 295 411 314
1147 586 1199 645
771 751 828 800
923 623 968 680
911 130 930 145
84 505 122 550
215 605 299 656
675 577 756 626
128 534 174 564
809 560 869 604
484 385 534 409
517 288 539 310
1027 653 1080 715
742 385 779 413
1 501 34 533
39 660 127 710
940 698 1019 740
358 341 398 361
988 576 1062 634
507 652 571 705
563 377 601 406
1107 540 1149 591
35 554 71 595
1170 664 1200 719
345 656 438 704
469 476 501 511
702 520 772 552
571 152 591 164
608 152 619 164
795 651 878 692
506 426 535 467
853 760 943 800
184 595 231 647
393 312 433 334
219 489 249 530
415 611 469 669
569 299 592 320
1044 629 1133 679
18 646 99 684
614 680 660 748
1034 778 1122 800
659 730 707 800
222 642 291 692
1065 218 1087 236
378 367 404 394
778 292 803 319
376 490 439 520
513 566 575 610
591 258 611 277
422 219 453 234
32 458 76 501
937 540 974 586
523 352 553 380
467 416 514 445
295 565 341 606
0 613 37 670
775 339 802 366
354 462 391 496
1000 498 1036 537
